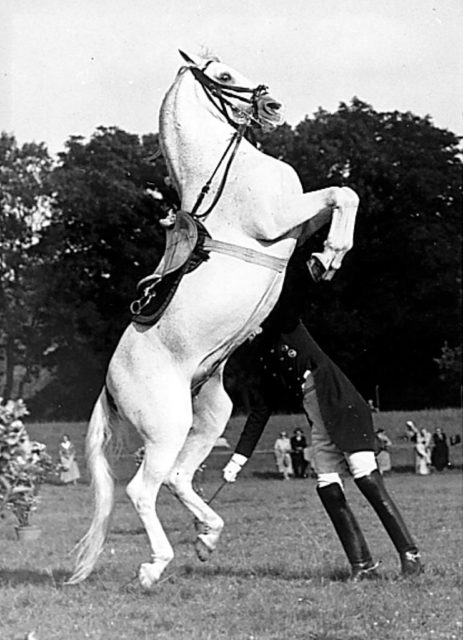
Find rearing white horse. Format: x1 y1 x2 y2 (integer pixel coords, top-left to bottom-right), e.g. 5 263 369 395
67 51 359 590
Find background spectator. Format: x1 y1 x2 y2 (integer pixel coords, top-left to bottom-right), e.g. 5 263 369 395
406 421 432 475
431 427 450 471
375 428 392 474
290 428 308 479
58 434 81 485
273 432 293 480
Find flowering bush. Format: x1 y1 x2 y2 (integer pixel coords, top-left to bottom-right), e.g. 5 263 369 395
0 400 53 527
133 445 145 467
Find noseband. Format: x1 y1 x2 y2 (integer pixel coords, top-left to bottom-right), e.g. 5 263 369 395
187 62 269 129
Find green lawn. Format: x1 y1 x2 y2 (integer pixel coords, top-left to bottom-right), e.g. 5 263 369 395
1 470 462 639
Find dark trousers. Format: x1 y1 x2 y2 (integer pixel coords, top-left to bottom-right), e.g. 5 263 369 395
291 451 307 478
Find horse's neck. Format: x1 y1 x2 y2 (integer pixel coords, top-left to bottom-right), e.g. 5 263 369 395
158 73 299 254
160 74 257 211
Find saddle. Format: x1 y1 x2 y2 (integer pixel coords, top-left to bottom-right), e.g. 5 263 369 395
153 210 200 277
130 211 210 326
130 210 288 326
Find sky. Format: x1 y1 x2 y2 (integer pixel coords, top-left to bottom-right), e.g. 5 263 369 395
1 0 462 156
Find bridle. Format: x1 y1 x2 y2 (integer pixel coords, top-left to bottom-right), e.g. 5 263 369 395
179 51 273 220
179 50 270 130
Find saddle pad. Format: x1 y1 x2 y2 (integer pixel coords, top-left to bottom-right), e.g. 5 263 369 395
151 210 198 279
131 215 210 326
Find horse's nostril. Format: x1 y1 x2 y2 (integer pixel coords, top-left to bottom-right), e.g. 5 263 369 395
266 101 281 111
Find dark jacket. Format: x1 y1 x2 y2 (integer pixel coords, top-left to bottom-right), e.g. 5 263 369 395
234 257 375 458
235 321 376 457
290 434 307 453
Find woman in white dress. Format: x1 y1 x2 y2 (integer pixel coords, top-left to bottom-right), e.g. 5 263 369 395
273 432 293 480
406 421 432 475
59 434 81 485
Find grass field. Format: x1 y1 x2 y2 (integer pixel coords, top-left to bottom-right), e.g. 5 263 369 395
2 409 461 639
1 467 462 639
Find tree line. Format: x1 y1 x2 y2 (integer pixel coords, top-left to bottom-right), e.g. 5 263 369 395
0 99 461 418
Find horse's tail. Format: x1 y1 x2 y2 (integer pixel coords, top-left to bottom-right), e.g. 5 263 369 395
65 388 116 585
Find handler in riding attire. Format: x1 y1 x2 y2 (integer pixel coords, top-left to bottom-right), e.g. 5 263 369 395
223 254 423 581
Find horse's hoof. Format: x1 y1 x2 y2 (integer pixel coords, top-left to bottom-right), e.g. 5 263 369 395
194 538 213 562
193 518 223 561
138 562 160 591
307 256 326 282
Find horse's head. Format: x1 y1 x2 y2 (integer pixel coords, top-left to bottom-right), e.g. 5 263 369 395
177 50 283 132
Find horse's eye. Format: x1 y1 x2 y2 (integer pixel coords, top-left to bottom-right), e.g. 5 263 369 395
218 72 232 83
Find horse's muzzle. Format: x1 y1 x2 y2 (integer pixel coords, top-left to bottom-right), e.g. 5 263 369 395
256 95 283 129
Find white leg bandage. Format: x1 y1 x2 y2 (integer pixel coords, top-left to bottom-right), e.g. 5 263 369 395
347 451 377 479
317 472 343 489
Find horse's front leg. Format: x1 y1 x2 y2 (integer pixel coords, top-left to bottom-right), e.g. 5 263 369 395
166 367 233 561
306 187 359 281
269 184 359 280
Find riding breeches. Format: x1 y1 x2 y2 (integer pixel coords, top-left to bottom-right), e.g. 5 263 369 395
302 374 377 483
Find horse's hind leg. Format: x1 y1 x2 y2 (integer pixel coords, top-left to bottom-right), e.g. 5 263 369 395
166 368 233 561
125 388 193 590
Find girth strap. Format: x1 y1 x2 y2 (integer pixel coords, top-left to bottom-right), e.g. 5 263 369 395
202 238 287 272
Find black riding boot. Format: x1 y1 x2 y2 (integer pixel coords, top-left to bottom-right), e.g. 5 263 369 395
317 483 378 581
355 470 423 576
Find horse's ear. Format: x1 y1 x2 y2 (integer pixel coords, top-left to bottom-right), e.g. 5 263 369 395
178 50 196 65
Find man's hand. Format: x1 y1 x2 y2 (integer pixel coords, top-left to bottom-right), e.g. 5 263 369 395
222 453 248 483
